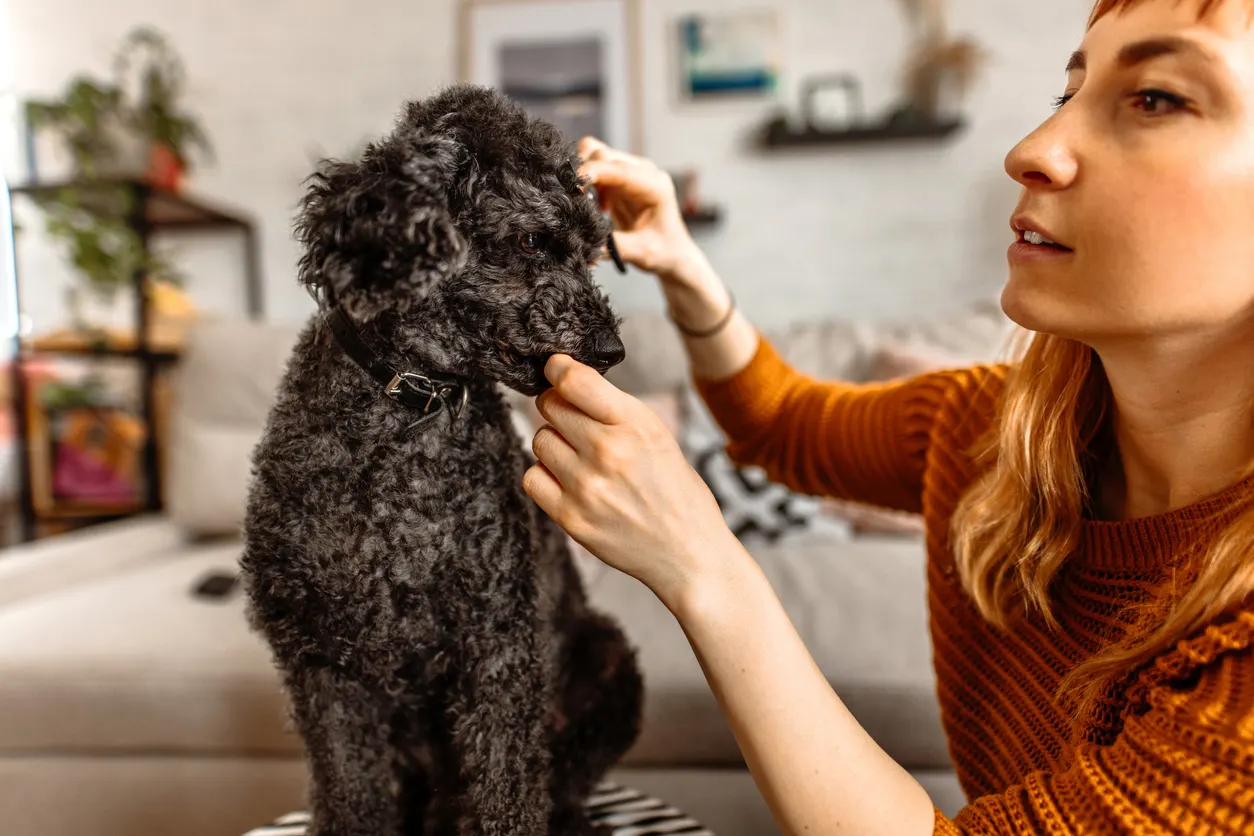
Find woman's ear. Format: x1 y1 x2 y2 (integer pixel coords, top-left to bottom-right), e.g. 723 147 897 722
295 133 467 321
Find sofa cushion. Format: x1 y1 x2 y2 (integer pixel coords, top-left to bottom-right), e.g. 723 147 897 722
869 297 1018 370
0 516 184 609
0 526 948 771
606 311 868 395
0 541 296 755
606 299 1014 397
595 531 952 770
167 319 303 537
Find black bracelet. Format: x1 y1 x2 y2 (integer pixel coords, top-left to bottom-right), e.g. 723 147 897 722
670 290 736 339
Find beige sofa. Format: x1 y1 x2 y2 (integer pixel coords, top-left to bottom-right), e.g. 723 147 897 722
0 302 1016 836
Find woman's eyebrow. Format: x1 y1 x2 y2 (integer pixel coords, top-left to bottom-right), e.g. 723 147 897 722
1065 36 1217 74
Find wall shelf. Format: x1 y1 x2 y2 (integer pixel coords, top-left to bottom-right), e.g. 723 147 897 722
757 72 968 151
759 116 966 150
682 206 722 228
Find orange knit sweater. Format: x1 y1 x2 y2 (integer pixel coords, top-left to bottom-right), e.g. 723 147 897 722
693 335 1254 835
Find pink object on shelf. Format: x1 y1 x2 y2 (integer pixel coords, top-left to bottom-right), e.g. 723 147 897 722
52 444 137 504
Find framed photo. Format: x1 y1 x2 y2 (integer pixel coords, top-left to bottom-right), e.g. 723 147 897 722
460 0 641 152
678 9 781 100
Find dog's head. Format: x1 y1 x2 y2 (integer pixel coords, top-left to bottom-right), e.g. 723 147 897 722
296 84 624 396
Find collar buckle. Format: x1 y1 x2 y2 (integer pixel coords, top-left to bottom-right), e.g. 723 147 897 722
324 304 468 435
385 372 439 409
385 371 469 430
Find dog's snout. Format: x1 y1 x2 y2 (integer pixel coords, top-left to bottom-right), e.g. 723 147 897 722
591 333 626 371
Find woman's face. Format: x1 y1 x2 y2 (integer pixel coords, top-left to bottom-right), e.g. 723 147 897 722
1002 0 1254 344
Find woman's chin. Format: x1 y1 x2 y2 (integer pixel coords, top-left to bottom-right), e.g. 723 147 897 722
1000 278 1063 335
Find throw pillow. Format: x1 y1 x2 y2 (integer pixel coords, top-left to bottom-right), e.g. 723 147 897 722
820 498 926 536
678 385 852 546
864 340 967 383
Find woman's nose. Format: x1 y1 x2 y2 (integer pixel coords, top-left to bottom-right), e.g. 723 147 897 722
1005 113 1079 190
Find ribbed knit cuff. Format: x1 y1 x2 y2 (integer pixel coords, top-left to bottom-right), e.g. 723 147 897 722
932 806 961 835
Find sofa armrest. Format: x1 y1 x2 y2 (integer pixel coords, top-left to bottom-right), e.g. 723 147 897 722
0 516 186 609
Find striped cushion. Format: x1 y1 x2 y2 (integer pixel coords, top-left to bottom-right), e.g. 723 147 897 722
243 782 713 835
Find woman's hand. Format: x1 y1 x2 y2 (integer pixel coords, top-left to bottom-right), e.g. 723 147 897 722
578 137 702 284
521 353 733 606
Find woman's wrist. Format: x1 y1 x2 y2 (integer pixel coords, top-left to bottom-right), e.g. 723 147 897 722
656 237 714 289
656 528 759 625
659 247 733 333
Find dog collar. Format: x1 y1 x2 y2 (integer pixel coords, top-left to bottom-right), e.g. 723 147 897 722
327 306 469 433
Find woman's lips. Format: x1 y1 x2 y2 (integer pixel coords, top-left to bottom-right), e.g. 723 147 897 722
1008 239 1075 264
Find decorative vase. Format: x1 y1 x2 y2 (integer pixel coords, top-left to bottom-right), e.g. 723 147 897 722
912 71 945 121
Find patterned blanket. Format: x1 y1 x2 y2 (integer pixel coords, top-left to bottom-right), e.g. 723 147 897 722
243 781 714 836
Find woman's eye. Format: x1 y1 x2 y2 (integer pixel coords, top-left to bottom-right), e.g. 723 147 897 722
1051 93 1074 111
518 233 543 255
1132 89 1187 115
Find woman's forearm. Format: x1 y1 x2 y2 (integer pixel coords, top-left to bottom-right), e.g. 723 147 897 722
663 535 937 836
658 244 760 382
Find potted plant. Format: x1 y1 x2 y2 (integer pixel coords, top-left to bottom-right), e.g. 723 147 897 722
113 26 213 190
23 77 138 178
35 186 184 339
24 25 212 189
20 25 203 340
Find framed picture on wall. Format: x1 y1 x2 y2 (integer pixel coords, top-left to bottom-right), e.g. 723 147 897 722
678 8 781 100
459 0 641 152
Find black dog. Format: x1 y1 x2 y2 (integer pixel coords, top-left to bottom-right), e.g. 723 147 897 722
241 84 643 836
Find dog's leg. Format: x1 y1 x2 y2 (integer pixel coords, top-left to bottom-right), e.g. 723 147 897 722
549 610 644 818
288 667 405 836
445 634 553 836
541 527 644 835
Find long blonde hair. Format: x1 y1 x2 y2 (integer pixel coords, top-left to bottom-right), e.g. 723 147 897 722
949 0 1254 720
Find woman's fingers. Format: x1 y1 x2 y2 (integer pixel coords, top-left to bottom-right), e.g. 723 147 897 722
535 387 601 449
578 136 639 165
531 424 579 488
579 159 653 201
522 461 565 520
543 355 631 426
578 135 607 160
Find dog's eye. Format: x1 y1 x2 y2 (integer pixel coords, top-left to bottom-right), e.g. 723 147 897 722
518 233 544 255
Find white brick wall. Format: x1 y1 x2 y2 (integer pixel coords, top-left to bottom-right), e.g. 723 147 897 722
5 0 1093 333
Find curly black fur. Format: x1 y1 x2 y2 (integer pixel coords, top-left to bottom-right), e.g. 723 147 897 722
240 84 643 836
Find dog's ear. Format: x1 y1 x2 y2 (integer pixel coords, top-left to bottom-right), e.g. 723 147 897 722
295 133 467 320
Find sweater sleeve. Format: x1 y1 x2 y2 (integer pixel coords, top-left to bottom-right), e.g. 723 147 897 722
932 625 1254 835
693 333 970 515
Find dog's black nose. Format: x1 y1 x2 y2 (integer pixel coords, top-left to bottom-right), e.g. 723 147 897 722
591 334 626 370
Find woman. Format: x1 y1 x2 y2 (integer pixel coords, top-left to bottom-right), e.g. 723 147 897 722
522 0 1254 831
